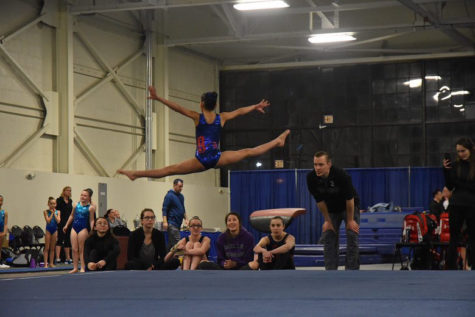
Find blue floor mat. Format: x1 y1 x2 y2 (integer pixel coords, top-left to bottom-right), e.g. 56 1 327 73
0 270 473 316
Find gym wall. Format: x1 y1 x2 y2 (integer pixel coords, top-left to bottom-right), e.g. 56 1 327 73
0 0 227 231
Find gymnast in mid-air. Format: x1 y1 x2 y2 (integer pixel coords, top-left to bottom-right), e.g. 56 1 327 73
118 86 290 180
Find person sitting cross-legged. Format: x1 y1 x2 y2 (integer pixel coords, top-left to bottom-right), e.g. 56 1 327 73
252 216 296 270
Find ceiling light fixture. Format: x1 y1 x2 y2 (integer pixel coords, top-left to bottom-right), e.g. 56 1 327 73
451 90 470 96
403 79 422 88
308 32 356 44
453 104 464 108
460 108 465 112
425 75 441 80
234 1 289 11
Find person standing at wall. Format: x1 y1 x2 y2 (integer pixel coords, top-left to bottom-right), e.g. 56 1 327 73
162 179 188 250
429 189 444 220
0 195 9 268
443 137 475 270
56 186 73 264
306 151 360 270
441 187 452 212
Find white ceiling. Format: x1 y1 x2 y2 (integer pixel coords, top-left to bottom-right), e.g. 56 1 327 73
70 0 475 69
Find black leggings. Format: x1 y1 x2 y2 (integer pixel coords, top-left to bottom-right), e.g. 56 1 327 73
447 206 475 270
258 252 295 270
86 250 116 271
125 258 180 270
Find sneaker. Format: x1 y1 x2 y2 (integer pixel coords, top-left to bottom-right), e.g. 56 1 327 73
66 259 72 264
0 264 10 269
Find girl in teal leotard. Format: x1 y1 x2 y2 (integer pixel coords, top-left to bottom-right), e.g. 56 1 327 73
43 197 61 268
63 189 96 273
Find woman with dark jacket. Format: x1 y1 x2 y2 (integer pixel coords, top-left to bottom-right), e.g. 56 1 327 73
84 217 120 271
443 137 475 270
125 208 180 270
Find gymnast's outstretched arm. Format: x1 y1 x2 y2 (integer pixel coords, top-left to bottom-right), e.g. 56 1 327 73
148 86 200 123
220 99 270 125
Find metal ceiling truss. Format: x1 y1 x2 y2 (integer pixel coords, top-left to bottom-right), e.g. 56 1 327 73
68 0 474 67
398 0 475 48
164 19 475 46
0 2 51 168
69 0 461 15
74 28 145 118
73 24 147 176
74 129 110 176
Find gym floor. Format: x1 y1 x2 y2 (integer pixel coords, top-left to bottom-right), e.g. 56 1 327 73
1 265 474 316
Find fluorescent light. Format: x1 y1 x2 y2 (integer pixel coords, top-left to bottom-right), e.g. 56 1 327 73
460 108 465 112
453 104 464 108
256 161 263 167
234 1 289 11
425 75 441 80
308 32 356 44
451 90 470 96
404 79 422 88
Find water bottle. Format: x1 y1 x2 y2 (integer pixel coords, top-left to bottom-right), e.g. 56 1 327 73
417 223 422 243
133 214 140 229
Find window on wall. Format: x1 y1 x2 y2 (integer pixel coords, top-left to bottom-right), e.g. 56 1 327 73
219 58 475 187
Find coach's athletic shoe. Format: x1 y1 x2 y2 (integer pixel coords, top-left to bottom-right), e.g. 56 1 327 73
0 264 10 269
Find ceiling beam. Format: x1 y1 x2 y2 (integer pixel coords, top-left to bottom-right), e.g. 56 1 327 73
211 4 243 37
69 0 463 15
165 20 475 46
221 51 475 71
398 0 475 48
245 44 457 54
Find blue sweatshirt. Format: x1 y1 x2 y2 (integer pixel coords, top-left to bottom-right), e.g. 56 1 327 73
162 190 185 228
216 227 255 269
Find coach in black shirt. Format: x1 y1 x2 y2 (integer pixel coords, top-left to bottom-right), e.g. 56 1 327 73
306 151 360 270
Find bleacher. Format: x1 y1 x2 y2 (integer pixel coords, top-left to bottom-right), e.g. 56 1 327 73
294 211 416 267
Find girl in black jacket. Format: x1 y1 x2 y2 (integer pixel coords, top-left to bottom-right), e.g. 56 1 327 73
84 217 120 271
125 208 179 270
443 137 475 270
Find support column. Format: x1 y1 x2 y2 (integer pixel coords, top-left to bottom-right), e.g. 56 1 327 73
145 11 153 170
153 14 169 178
54 0 74 173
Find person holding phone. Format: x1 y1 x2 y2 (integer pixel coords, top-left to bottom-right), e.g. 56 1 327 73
443 137 475 270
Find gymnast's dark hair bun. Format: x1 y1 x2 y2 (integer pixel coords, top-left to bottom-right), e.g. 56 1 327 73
201 91 218 111
84 188 93 197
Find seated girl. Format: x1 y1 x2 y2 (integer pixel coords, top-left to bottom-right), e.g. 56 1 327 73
252 216 296 270
165 216 210 270
125 208 180 270
198 212 255 270
84 217 120 271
